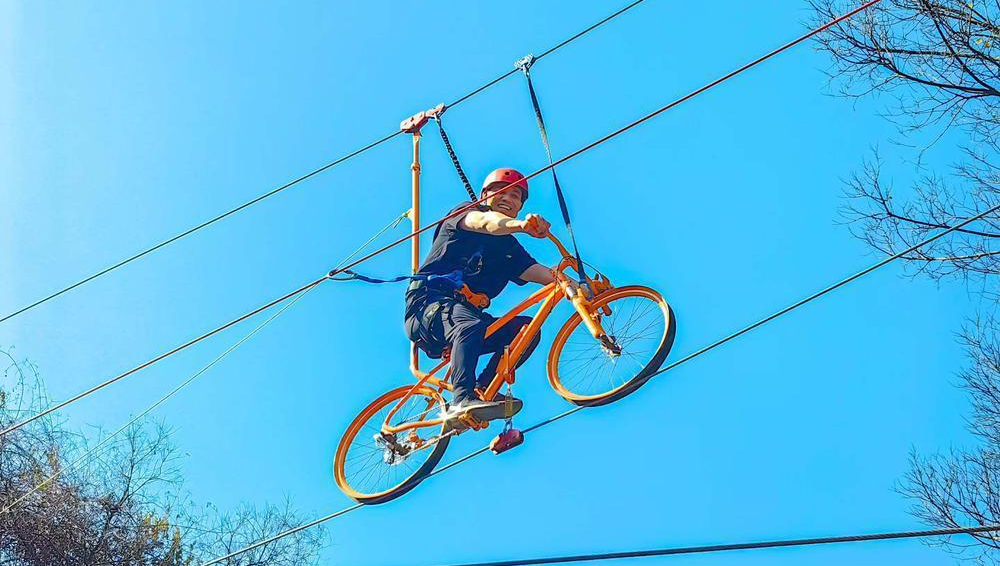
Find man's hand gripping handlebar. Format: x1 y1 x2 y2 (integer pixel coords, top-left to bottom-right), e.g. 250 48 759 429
523 214 551 238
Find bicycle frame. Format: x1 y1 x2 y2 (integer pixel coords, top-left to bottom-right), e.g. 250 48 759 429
386 110 611 436
382 235 611 435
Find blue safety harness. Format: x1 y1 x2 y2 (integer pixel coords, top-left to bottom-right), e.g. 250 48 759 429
329 245 482 285
330 249 486 359
330 268 465 288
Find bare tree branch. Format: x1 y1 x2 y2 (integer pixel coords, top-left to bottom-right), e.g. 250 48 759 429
0 351 326 566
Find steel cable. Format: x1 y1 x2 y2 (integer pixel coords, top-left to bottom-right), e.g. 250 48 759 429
426 525 1000 566
0 0 885 441
0 211 410 437
0 0 651 326
199 197 1000 566
0 287 313 515
0 210 410 515
198 4 1000 565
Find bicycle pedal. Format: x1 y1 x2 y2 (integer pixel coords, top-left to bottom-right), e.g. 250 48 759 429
490 428 524 454
458 413 488 431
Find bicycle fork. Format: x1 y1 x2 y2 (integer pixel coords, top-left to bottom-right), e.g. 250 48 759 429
568 288 616 352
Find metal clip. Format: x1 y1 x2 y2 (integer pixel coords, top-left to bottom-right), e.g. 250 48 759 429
514 53 536 74
503 381 515 420
400 103 447 133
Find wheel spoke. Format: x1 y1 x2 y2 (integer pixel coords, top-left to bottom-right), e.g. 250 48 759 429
555 292 667 400
339 390 445 498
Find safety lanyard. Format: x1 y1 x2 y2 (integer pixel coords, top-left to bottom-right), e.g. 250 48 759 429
434 115 478 202
427 58 590 286
515 54 589 286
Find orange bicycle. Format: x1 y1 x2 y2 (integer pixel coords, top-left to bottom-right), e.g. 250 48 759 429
333 229 676 504
333 105 676 504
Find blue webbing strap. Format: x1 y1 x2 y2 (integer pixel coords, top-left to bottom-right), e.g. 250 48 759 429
515 54 589 288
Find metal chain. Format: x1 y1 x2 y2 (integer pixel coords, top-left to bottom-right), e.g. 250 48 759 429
435 116 478 201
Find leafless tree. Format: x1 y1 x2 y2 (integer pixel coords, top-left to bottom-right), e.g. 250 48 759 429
814 0 998 134
812 0 1000 288
811 1 1000 562
0 350 325 566
840 151 1000 288
899 319 1000 563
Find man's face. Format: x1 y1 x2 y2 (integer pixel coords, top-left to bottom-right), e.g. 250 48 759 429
483 183 526 217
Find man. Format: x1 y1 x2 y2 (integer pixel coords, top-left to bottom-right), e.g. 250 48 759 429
404 168 558 426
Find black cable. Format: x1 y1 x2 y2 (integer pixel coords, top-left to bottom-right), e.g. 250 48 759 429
197 196 1000 566
426 525 1000 566
0 131 400 326
0 0 652 325
533 0 650 61
197 160 997 566
30 4 920 561
445 0 650 108
516 55 590 286
0 0 891 442
447 70 520 110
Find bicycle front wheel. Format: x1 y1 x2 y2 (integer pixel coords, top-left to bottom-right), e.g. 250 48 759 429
548 285 675 407
334 385 450 505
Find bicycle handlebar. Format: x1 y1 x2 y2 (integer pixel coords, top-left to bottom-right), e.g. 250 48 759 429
525 216 584 280
546 232 571 260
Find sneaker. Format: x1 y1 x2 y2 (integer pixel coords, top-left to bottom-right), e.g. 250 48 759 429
487 392 523 419
473 387 523 407
441 398 518 429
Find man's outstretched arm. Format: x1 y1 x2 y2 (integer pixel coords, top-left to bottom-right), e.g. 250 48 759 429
519 264 557 285
520 264 586 294
463 211 551 237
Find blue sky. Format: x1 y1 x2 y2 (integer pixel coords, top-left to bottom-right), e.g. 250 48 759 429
0 1 988 565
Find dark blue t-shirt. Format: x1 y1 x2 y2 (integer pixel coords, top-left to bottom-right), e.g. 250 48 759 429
408 203 537 305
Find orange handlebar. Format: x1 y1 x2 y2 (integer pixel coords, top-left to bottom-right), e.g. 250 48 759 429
547 232 571 260
525 216 574 271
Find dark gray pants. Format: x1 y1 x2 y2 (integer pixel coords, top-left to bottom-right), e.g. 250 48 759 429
410 298 540 404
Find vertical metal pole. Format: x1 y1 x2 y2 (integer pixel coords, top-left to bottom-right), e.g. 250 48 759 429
409 132 423 376
411 132 421 275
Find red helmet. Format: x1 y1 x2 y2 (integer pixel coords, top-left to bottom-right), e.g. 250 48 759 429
481 168 528 200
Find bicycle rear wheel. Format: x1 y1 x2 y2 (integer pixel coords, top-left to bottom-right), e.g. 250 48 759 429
548 285 675 407
334 385 450 504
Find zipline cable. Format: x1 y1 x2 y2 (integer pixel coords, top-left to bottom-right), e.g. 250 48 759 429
0 210 410 516
447 0 650 108
197 196 1000 566
0 0 651 326
200 442 492 566
0 0 887 440
1 288 312 516
0 279 326 437
427 525 1000 566
0 131 399 326
0 212 409 438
